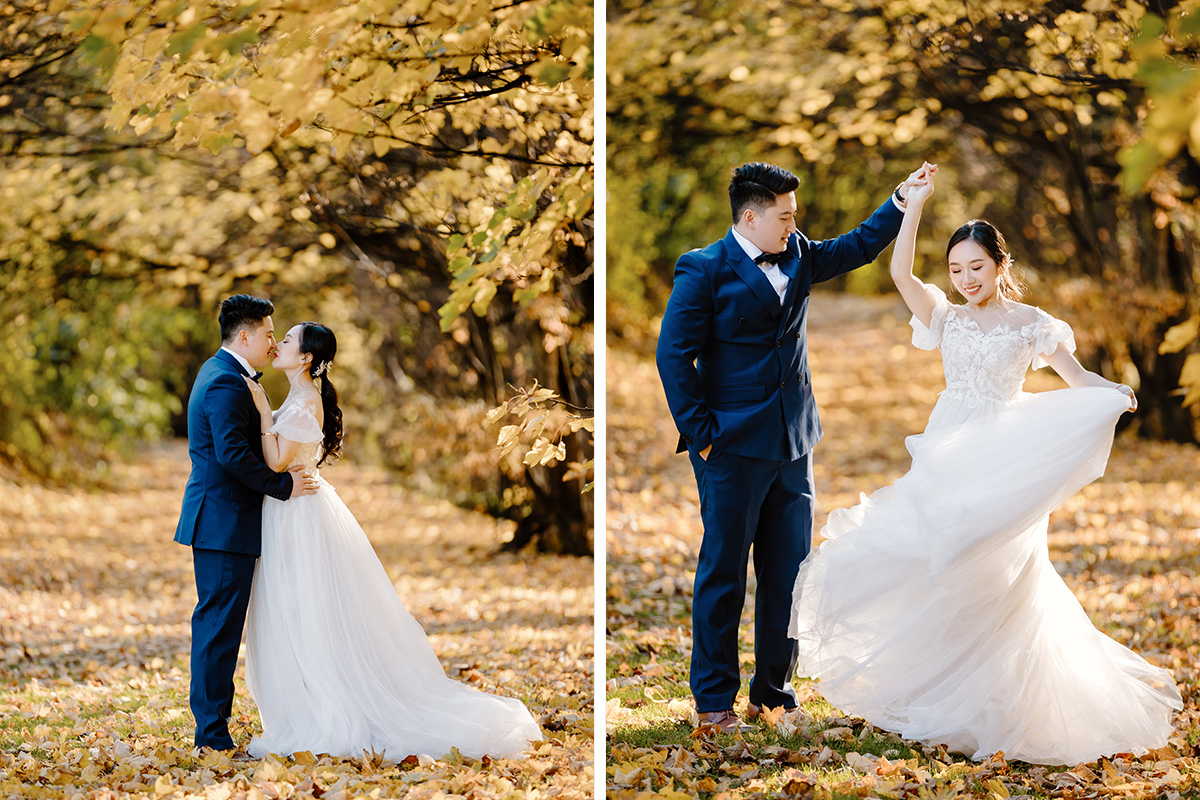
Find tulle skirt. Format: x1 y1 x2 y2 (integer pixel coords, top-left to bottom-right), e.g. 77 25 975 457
789 387 1181 765
244 479 542 760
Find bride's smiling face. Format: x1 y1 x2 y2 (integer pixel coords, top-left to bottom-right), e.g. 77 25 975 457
271 325 311 372
948 239 1003 307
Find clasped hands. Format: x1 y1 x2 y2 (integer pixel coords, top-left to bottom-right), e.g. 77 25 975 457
897 162 938 207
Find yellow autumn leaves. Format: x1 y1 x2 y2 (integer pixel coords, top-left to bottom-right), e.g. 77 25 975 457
0 441 594 799
78 0 591 160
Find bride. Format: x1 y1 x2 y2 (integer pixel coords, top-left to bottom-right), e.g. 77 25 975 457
788 164 1181 765
241 322 542 760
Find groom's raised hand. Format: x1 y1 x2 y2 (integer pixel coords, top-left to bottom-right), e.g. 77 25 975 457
907 164 937 207
288 465 320 497
897 161 938 204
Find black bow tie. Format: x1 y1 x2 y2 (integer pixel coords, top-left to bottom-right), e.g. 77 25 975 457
252 371 263 383
755 251 784 266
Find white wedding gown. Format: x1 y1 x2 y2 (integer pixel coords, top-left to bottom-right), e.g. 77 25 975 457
243 396 542 760
789 284 1181 765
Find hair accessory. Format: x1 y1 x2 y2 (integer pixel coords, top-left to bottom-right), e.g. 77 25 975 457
313 360 331 377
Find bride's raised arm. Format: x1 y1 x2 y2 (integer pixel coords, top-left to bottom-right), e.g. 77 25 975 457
889 163 939 329
244 377 304 471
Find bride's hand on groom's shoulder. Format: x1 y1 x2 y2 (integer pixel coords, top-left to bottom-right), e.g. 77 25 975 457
243 375 273 415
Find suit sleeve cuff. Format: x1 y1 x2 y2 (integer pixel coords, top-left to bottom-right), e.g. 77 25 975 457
276 472 294 500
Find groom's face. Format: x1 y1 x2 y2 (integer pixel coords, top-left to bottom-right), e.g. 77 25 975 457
743 191 798 254
240 316 277 369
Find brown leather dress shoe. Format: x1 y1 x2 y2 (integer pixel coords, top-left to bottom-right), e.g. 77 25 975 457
695 709 753 734
230 750 256 763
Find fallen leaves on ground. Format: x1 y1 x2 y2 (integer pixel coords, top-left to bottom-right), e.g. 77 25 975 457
607 293 1200 799
0 442 593 798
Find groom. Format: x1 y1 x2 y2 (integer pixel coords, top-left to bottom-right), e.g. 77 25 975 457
656 162 921 732
174 294 318 753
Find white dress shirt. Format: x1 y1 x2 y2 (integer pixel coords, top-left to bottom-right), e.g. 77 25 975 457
731 227 790 304
220 346 256 377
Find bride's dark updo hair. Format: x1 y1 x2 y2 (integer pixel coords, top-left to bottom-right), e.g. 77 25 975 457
946 219 1027 301
299 322 344 466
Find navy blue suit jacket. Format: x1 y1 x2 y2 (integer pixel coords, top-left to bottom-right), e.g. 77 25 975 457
656 198 903 462
174 350 293 555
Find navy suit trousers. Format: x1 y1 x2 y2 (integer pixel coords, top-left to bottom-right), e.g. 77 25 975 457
688 448 814 713
190 547 257 749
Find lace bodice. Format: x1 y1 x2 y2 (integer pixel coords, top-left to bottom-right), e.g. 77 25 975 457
910 283 1075 407
270 394 324 472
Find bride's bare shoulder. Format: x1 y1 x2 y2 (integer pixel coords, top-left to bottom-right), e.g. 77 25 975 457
301 391 324 427
284 390 324 424
1008 302 1041 326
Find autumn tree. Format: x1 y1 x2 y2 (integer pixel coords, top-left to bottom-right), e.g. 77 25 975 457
608 0 1199 442
0 0 191 475
1 0 594 554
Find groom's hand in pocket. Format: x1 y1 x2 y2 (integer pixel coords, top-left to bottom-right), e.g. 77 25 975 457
288 465 320 497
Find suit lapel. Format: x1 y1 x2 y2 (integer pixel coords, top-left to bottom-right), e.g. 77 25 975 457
779 238 801 284
212 350 264 440
778 234 808 331
723 230 782 320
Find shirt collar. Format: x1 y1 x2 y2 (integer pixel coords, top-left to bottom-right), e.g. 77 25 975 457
730 226 764 262
219 346 255 377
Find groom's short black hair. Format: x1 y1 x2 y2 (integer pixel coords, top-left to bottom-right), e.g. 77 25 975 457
219 294 274 342
729 162 800 223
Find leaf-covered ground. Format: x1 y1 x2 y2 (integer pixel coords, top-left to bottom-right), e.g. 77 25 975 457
607 293 1200 799
0 443 593 798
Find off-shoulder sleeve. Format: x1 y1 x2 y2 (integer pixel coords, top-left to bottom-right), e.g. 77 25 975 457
909 283 952 350
269 400 324 443
1032 309 1077 370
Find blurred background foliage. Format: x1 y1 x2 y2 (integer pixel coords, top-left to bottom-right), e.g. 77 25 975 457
608 0 1200 443
0 0 593 555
